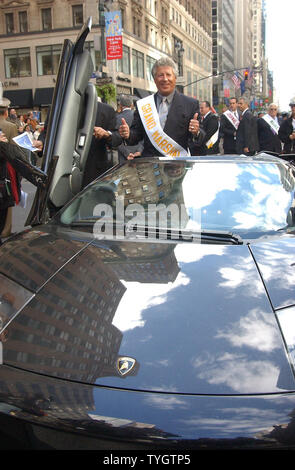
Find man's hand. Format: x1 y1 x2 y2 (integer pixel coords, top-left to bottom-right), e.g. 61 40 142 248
119 118 130 140
0 132 8 143
93 127 110 140
127 151 141 160
33 140 43 150
189 113 200 135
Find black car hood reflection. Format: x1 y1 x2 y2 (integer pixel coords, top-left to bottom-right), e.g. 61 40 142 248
0 227 294 395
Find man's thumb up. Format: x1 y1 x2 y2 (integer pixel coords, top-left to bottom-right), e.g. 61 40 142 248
119 117 130 139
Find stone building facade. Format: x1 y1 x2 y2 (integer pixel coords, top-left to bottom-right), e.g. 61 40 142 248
0 0 212 118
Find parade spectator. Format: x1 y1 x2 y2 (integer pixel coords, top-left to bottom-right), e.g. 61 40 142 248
0 97 20 240
17 114 25 133
7 108 20 128
26 111 38 131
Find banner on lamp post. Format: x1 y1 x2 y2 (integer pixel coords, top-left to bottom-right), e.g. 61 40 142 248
104 11 123 60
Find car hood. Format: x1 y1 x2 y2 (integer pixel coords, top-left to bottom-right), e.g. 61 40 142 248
1 228 295 395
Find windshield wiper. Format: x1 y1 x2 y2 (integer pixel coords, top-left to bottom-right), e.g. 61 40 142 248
125 226 243 245
62 220 243 245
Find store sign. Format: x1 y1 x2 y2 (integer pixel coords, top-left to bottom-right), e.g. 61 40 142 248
3 81 19 87
105 11 123 60
96 77 113 85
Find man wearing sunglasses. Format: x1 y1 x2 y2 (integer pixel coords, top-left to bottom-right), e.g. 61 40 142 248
257 103 282 153
278 98 295 154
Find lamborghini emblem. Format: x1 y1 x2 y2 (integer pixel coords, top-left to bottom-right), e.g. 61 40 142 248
117 357 136 376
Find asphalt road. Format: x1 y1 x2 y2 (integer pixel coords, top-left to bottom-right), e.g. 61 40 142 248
12 179 37 234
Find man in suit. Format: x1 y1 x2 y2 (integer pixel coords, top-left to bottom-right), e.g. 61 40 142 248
236 97 259 155
0 100 19 239
278 98 295 154
192 101 219 155
115 95 143 163
118 57 203 158
257 103 282 154
219 97 240 154
82 98 122 188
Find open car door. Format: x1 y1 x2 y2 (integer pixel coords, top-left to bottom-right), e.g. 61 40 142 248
26 17 97 225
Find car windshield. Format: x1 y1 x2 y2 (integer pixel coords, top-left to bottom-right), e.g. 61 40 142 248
57 157 295 242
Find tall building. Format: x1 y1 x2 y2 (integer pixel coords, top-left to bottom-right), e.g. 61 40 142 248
211 0 236 109
252 0 270 108
0 0 212 119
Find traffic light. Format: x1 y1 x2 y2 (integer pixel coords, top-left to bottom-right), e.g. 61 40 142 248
244 69 249 80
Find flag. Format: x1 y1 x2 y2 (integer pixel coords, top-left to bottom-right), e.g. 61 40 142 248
231 73 241 89
240 80 246 95
223 79 230 97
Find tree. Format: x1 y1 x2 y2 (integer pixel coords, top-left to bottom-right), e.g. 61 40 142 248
95 83 116 104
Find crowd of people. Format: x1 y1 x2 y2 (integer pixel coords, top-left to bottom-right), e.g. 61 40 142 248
96 56 293 165
1 55 295 245
7 108 43 141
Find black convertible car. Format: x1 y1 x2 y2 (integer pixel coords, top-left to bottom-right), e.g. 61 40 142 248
1 19 295 451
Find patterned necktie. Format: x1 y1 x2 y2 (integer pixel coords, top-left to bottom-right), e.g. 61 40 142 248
159 97 168 129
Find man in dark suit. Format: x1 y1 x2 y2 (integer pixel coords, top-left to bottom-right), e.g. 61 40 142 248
219 97 240 154
236 97 259 155
192 101 219 155
115 95 143 163
82 98 122 188
118 57 203 158
278 98 295 153
257 103 282 153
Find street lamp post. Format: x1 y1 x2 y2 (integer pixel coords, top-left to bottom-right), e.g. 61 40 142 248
174 39 184 93
174 40 184 76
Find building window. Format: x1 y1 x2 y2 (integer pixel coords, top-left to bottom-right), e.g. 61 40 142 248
41 8 52 30
5 13 14 34
146 55 156 81
36 44 62 75
19 11 28 33
132 17 141 37
132 50 144 78
4 48 31 78
116 45 130 75
72 4 83 27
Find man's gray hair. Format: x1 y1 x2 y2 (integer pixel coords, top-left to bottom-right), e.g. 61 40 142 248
119 94 133 107
152 57 178 79
239 97 248 105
